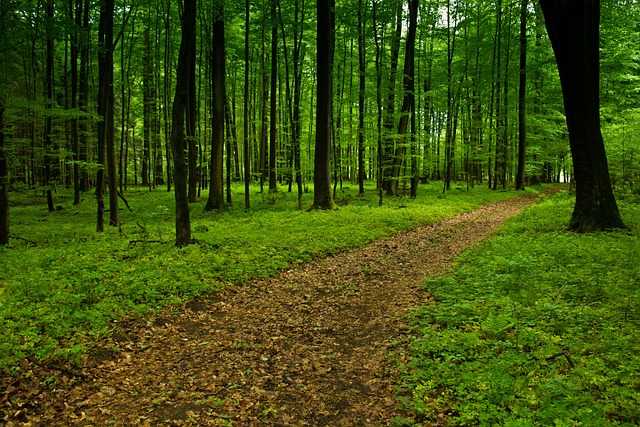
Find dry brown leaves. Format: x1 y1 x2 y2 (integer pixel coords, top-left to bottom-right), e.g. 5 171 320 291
1 192 546 426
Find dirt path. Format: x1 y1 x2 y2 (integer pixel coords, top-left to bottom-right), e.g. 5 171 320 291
3 192 546 426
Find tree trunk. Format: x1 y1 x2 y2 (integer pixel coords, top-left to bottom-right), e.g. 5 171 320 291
269 0 278 192
381 0 403 192
310 0 336 210
170 0 195 246
540 0 625 232
44 0 55 212
388 0 418 197
70 0 81 204
244 0 251 211
515 0 528 190
205 3 226 211
357 0 366 196
0 101 8 245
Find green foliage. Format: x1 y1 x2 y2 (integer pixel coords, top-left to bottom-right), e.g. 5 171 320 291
0 181 534 372
405 192 640 426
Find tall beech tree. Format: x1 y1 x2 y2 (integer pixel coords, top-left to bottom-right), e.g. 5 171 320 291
515 0 527 190
170 0 196 246
540 0 625 232
205 2 226 211
96 0 119 230
388 0 418 197
44 0 55 212
310 0 336 210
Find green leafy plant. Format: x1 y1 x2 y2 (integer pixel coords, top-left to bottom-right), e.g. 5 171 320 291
405 192 640 426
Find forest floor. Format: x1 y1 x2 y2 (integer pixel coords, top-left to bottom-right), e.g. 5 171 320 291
2 191 552 426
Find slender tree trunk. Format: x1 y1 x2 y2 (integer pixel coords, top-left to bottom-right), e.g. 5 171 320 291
44 0 55 212
269 0 278 192
515 0 527 190
105 0 119 226
373 0 383 205
70 0 81 204
540 0 625 231
310 0 336 210
0 101 8 245
187 2 197 203
382 0 403 192
170 0 195 246
244 0 251 211
205 3 226 211
388 0 418 197
357 0 366 195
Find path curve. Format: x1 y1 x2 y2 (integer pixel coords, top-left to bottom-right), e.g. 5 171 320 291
3 192 547 426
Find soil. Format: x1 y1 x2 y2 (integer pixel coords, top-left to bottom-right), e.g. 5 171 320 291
1 192 549 426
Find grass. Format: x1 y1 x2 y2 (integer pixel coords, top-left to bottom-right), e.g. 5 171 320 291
403 190 640 426
0 180 537 373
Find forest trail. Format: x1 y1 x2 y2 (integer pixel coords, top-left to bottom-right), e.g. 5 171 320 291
4 191 550 426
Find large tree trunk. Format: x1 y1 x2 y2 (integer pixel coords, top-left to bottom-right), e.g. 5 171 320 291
310 0 336 210
170 0 195 246
205 3 226 211
540 0 625 232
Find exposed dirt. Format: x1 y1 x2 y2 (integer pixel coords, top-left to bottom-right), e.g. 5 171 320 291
2 192 550 426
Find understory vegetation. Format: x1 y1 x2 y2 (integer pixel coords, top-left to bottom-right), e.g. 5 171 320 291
0 181 533 373
404 191 640 426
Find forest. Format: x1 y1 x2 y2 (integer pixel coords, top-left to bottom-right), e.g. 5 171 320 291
0 0 637 242
1 0 640 425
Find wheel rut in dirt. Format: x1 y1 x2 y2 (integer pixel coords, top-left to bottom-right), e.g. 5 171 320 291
3 192 547 426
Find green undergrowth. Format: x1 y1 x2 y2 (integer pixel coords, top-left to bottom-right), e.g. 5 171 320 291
0 181 536 373
403 191 640 426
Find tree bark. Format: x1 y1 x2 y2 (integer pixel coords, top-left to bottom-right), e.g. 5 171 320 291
244 0 251 211
0 101 8 245
44 0 55 212
205 3 226 211
170 0 195 246
540 0 625 231
388 0 418 197
357 0 366 196
310 0 336 210
269 0 278 192
515 0 527 190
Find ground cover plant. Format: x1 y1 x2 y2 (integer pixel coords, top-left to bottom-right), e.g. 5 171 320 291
0 181 534 374
404 191 640 426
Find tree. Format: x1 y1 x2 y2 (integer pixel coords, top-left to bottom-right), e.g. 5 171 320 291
0 93 6 246
387 0 418 197
357 0 366 196
310 0 336 210
44 0 55 212
169 0 196 246
96 0 119 230
515 0 527 190
540 0 625 232
205 2 226 212
243 0 251 211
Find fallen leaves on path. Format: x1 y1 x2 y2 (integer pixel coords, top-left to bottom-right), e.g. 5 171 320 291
2 192 546 426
